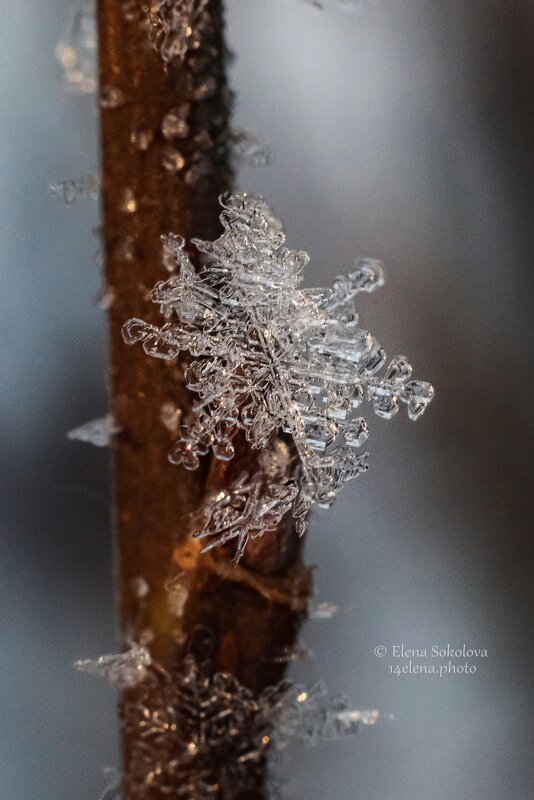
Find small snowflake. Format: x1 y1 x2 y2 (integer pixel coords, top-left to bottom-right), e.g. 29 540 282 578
123 193 433 558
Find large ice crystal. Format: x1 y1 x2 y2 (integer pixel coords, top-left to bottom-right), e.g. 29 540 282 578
121 630 378 799
123 193 433 556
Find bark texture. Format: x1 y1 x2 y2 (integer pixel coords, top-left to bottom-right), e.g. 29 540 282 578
97 2 310 797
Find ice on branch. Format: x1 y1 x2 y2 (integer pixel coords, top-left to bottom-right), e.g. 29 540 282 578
310 600 339 620
123 193 433 558
145 0 211 64
75 646 151 689
272 681 379 745
191 441 300 561
160 109 271 185
230 129 271 168
49 173 100 205
67 414 122 447
121 629 377 799
55 4 97 94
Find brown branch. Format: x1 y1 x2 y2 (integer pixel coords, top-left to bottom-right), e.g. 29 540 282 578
97 2 310 797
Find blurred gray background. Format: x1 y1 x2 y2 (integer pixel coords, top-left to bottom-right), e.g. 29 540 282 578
1 1 533 798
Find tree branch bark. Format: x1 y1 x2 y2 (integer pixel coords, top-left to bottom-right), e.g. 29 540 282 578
97 2 310 796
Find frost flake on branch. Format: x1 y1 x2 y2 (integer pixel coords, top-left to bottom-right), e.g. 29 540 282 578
120 629 378 799
123 193 434 558
75 646 151 689
67 414 122 447
55 3 97 94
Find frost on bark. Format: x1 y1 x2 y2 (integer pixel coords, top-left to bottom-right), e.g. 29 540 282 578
97 2 309 798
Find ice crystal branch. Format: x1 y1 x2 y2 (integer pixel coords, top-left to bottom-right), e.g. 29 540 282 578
123 193 434 558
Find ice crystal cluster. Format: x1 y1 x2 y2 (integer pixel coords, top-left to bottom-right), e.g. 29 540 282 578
123 193 433 557
118 632 378 799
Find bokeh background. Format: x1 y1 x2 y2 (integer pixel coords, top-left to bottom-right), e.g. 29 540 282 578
1 1 533 798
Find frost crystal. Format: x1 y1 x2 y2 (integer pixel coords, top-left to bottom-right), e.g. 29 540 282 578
230 129 271 168
55 4 97 94
145 0 211 64
157 109 271 183
160 400 183 434
98 767 122 800
123 193 433 557
272 681 379 745
75 646 151 689
121 630 377 799
49 173 100 205
67 414 122 447
310 601 339 620
337 0 377 11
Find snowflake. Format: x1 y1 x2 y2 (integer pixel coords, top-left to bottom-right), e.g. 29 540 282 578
120 628 378 799
123 193 433 558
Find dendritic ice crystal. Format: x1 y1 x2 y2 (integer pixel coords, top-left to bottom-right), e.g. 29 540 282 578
123 193 433 557
118 632 378 799
55 3 97 94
